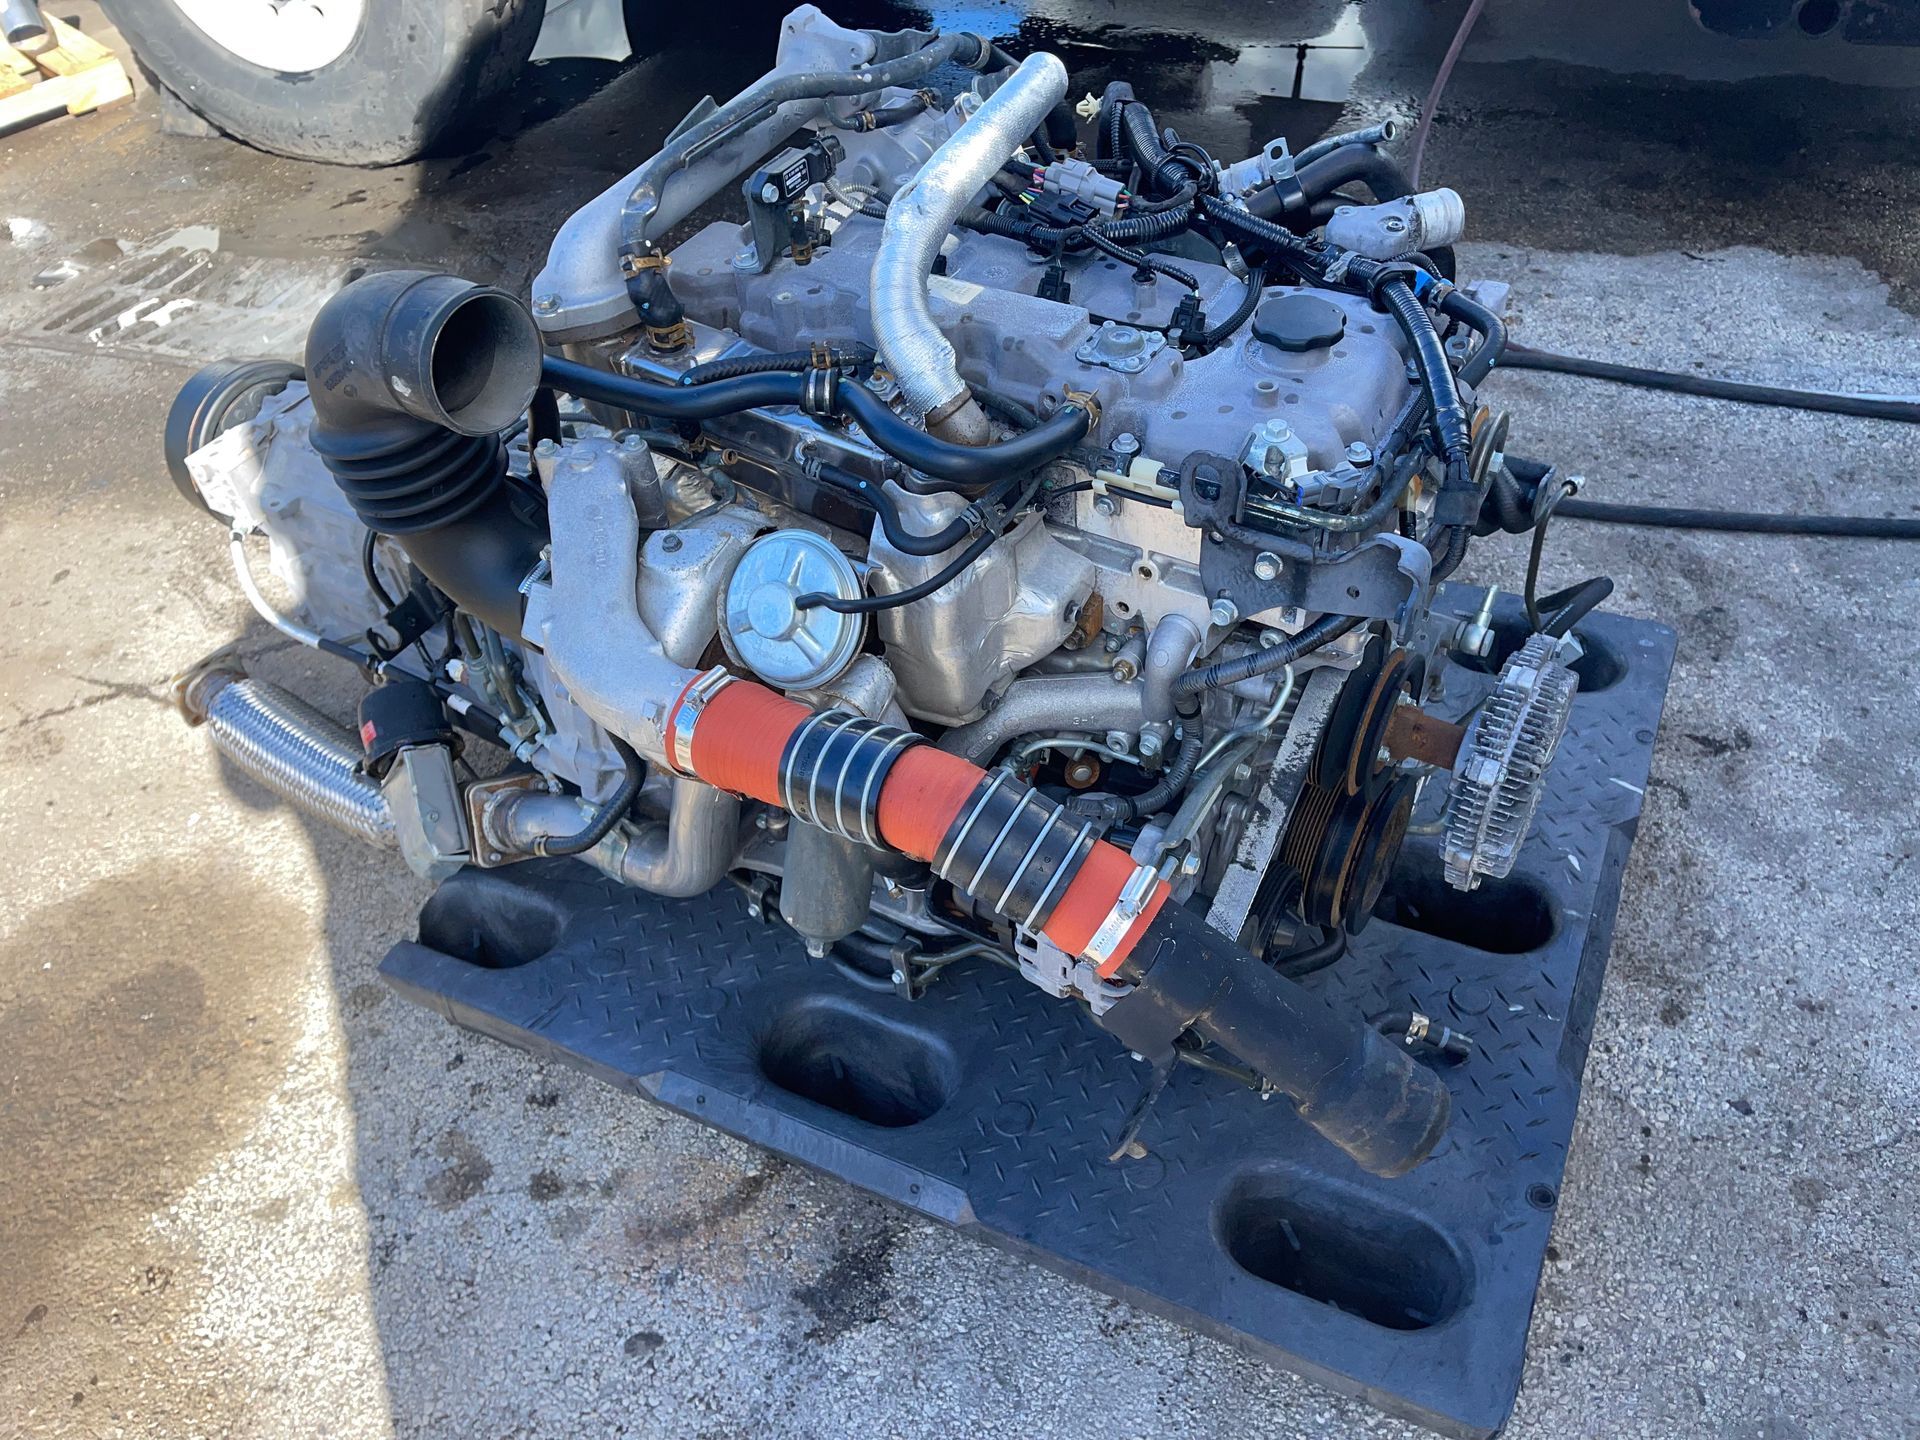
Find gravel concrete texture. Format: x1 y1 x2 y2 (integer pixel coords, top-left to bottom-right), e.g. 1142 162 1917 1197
1 5 1916 1438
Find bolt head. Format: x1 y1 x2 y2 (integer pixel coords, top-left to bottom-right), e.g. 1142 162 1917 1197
1253 551 1282 582
1113 431 1140 456
1092 494 1119 517
760 181 783 204
889 969 907 985
1137 731 1163 759
534 293 559 313
1345 440 1374 467
1210 598 1239 628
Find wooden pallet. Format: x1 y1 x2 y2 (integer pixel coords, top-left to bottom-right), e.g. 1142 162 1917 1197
0 14 133 137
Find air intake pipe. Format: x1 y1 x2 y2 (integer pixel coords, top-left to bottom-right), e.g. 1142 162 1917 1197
872 50 1069 443
304 270 547 638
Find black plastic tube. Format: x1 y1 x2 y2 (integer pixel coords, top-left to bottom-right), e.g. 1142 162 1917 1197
1501 344 1920 424
540 357 1092 492
1378 278 1470 463
1172 613 1365 698
1554 498 1920 540
800 522 1004 614
1116 99 1179 193
530 735 643 858
1121 724 1204 821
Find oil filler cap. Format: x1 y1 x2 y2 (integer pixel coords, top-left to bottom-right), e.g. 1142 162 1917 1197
722 529 864 689
1251 293 1347 353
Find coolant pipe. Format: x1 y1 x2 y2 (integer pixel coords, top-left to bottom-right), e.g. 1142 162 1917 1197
936 674 1143 765
871 50 1069 441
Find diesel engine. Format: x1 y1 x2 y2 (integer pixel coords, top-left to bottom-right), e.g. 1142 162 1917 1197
166 8 1602 1178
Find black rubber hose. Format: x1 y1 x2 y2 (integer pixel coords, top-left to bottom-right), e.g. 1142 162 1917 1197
540 357 1092 492
679 343 873 386
833 91 935 132
1436 289 1506 387
1103 900 1451 1176
1274 925 1347 980
1172 613 1365 699
1044 98 1079 152
1554 499 1920 540
1500 343 1920 424
530 735 643 858
528 387 561 450
1294 143 1413 204
815 462 1023 556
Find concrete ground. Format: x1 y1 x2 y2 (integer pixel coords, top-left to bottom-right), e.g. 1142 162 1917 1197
2 3 1916 1437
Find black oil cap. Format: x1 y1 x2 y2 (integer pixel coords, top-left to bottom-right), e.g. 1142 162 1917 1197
358 678 451 775
1251 293 1347 353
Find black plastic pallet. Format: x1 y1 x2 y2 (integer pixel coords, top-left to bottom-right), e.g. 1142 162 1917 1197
380 598 1675 1438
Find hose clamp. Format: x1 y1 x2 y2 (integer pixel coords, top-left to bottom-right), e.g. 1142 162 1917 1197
801 364 841 417
1060 387 1102 430
663 665 735 779
1080 864 1160 974
776 708 923 849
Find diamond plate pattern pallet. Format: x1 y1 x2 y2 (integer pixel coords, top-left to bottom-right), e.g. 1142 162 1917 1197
381 596 1675 1438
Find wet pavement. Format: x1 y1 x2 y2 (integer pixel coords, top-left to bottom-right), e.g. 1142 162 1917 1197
1 3 1917 1437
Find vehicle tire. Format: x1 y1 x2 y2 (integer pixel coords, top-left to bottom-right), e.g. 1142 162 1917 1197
98 0 545 165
